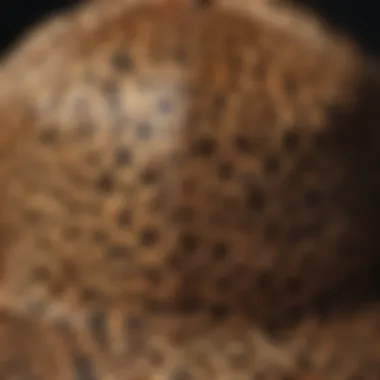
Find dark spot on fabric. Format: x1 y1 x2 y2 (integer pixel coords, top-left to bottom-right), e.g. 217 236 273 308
124 316 143 331
39 127 58 145
327 104 345 121
252 372 267 380
91 229 109 244
96 173 114 193
285 277 301 294
165 252 183 271
85 151 101 166
145 297 162 312
256 271 272 292
248 189 266 211
282 375 297 380
149 349 164 367
24 209 43 224
210 303 230 320
106 244 130 259
313 293 335 320
264 221 280 239
171 206 194 224
140 167 159 185
304 189 323 208
350 374 365 380
263 317 287 340
0 360 35 379
87 310 108 347
181 178 197 196
287 222 322 242
216 276 230 292
213 93 226 110
117 208 132 227
222 196 240 210
103 81 120 111
196 0 213 8
264 154 279 174
170 367 193 380
61 260 79 282
158 97 174 114
110 51 134 71
81 287 99 302
178 296 202 314
136 121 153 140
75 123 94 139
296 350 312 370
139 227 159 247
170 150 185 166
179 233 200 254
149 192 167 212
283 130 300 150
32 266 51 282
312 133 326 150
63 225 82 240
217 161 234 180
27 298 48 316
283 75 298 95
173 45 188 64
193 137 216 156
285 305 303 326
115 147 132 166
73 354 97 380
144 267 163 285
51 280 65 296
211 242 229 261
229 55 242 73
234 135 254 153
34 236 52 250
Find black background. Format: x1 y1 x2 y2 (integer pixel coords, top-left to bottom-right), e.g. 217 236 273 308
294 0 379 56
0 0 379 56
0 0 78 54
